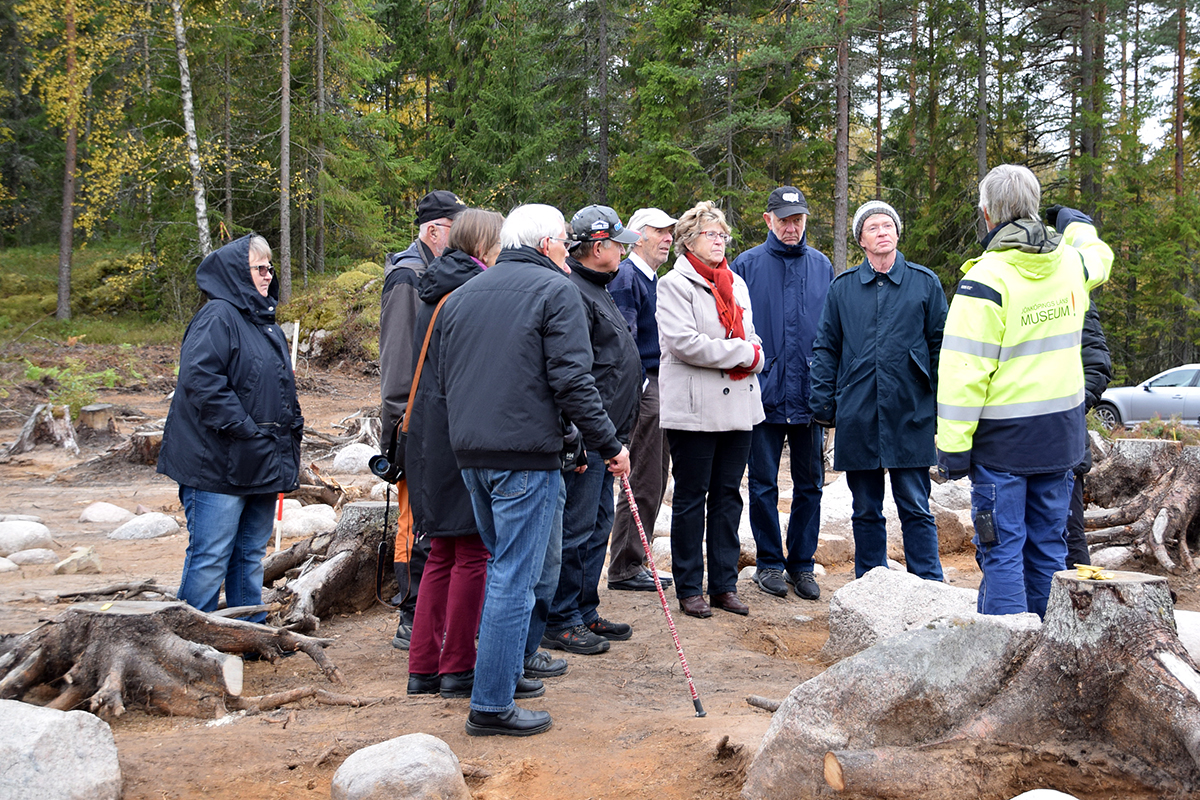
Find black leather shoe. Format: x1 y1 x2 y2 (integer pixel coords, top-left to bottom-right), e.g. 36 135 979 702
678 595 712 618
440 669 475 698
608 571 657 592
466 705 553 737
653 569 674 588
407 673 439 695
710 591 750 616
515 676 545 699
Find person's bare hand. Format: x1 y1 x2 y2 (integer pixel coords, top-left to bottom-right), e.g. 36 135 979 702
606 446 631 478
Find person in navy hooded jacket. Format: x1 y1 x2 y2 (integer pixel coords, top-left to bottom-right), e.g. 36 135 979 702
158 234 303 624
731 187 834 602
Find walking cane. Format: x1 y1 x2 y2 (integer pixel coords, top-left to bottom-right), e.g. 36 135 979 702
619 474 706 718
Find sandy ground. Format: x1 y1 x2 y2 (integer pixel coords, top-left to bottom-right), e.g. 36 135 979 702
1 354 1198 799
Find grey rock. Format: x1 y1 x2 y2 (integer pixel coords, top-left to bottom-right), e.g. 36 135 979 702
815 532 853 566
743 614 1042 799
55 547 101 575
332 443 378 474
1009 792 1080 800
278 504 337 539
1175 610 1200 664
0 556 17 573
330 732 470 800
7 548 57 565
821 566 983 660
0 699 122 800
0 520 54 556
0 513 41 523
930 477 972 511
107 512 180 540
78 502 134 525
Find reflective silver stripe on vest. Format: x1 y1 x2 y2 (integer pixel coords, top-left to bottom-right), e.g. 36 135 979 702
998 330 1082 362
938 388 1085 422
941 335 1001 360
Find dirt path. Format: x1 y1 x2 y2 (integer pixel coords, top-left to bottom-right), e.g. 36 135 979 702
2 357 1198 799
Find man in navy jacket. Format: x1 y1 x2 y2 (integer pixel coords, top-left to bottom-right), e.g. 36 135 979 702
731 187 834 601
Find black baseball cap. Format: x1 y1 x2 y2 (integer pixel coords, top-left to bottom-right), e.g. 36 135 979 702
569 205 641 245
416 190 467 225
767 186 809 218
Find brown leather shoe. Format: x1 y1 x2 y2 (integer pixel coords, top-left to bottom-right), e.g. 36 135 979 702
678 595 712 618
710 591 749 615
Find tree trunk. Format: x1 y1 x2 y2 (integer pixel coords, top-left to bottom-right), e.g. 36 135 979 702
824 571 1200 798
314 0 326 273
1174 0 1185 198
596 0 609 203
280 0 293 303
0 601 340 720
170 0 212 257
833 0 849 274
56 0 78 322
223 52 233 232
7 404 79 456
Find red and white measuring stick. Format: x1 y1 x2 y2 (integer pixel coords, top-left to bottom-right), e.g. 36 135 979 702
619 473 705 717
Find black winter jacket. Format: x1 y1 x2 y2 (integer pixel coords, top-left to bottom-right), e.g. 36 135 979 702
407 249 483 537
380 239 434 452
566 256 641 446
1076 296 1113 474
158 235 303 495
439 246 621 471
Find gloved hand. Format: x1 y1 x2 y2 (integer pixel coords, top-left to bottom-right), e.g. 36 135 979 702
938 464 968 481
1044 205 1094 234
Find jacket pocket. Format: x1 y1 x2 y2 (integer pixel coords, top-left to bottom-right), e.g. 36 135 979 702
908 347 932 392
686 375 700 417
226 426 283 488
759 359 783 413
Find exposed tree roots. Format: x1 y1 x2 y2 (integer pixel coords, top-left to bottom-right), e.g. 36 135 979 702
1085 440 1200 573
0 601 341 720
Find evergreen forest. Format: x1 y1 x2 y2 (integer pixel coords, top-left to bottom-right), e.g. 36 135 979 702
2 0 1199 384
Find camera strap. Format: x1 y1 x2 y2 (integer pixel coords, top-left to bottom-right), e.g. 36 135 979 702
402 293 451 434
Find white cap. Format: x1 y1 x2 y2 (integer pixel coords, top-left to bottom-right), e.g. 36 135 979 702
627 208 678 234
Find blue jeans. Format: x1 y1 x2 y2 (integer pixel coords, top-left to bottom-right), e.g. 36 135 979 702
525 478 567 656
970 464 1072 618
548 450 614 632
845 468 944 580
747 422 823 578
462 467 563 713
177 487 276 623
667 429 751 598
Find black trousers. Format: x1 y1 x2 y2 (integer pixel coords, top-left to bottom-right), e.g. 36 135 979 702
666 428 752 599
1064 473 1090 568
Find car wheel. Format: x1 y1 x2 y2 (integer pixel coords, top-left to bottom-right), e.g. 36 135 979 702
1093 402 1121 429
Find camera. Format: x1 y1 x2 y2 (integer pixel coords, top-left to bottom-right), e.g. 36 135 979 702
369 453 404 483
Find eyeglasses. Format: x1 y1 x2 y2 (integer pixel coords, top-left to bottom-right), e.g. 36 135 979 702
251 264 274 277
697 231 732 244
431 222 452 230
545 236 573 246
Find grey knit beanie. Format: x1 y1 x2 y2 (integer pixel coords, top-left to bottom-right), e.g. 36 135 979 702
852 201 902 243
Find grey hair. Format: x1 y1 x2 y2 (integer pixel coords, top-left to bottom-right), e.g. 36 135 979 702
500 204 566 249
248 234 272 263
674 201 729 257
978 164 1041 224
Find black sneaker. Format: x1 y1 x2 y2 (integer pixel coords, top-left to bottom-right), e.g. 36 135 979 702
586 616 632 641
392 620 412 650
524 650 569 679
753 568 789 598
407 673 439 695
542 624 610 655
788 571 821 601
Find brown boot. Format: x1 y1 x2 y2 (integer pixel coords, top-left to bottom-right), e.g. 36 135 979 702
710 591 749 615
678 595 712 618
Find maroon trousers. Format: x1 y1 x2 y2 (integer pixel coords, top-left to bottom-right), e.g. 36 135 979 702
408 534 489 676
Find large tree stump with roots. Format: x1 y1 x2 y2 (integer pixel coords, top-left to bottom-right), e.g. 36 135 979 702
1085 439 1200 573
0 601 341 720
822 570 1200 799
6 403 79 456
265 500 397 632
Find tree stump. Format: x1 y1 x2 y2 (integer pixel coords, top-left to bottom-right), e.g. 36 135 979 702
265 501 397 632
6 404 79 456
0 601 341 720
128 430 163 465
1085 440 1200 573
822 571 1200 799
77 403 116 434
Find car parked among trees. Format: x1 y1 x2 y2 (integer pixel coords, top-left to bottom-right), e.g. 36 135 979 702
1094 365 1200 428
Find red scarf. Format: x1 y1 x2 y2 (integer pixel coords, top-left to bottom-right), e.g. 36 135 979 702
684 252 755 380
